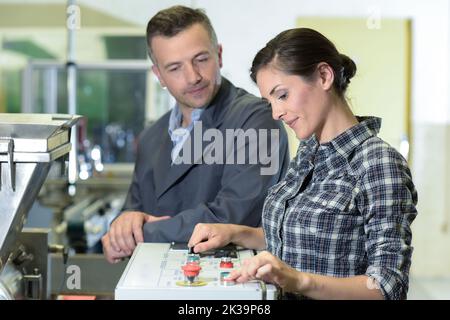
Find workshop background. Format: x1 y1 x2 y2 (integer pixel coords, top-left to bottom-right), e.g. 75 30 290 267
0 0 449 299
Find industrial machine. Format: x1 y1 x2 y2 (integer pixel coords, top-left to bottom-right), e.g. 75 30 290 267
115 243 279 300
0 113 80 299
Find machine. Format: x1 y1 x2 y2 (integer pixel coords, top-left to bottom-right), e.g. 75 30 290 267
115 243 279 300
0 113 81 299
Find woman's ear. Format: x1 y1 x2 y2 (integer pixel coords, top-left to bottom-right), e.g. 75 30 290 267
317 62 334 91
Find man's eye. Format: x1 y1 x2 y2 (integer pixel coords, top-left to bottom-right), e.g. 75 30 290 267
197 57 209 63
168 66 179 72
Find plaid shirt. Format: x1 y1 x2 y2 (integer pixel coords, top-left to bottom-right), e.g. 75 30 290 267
262 116 418 300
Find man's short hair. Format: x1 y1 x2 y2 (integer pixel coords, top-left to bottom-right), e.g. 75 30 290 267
146 5 218 63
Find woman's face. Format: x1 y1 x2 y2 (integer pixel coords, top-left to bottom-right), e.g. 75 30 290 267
256 65 331 140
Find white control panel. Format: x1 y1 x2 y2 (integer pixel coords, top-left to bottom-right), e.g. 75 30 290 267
115 243 278 300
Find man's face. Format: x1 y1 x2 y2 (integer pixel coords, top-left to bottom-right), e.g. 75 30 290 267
151 23 223 110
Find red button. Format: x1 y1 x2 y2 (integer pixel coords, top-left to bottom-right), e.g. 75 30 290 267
182 262 202 277
220 261 234 268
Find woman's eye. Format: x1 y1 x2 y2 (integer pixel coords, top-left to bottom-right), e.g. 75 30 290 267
278 93 288 100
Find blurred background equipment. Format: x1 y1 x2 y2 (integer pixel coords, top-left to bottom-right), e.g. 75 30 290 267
23 60 172 253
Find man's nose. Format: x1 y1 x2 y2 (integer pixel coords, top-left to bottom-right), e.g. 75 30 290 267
185 63 202 85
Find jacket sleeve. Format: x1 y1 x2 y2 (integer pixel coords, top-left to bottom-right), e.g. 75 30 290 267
143 102 290 242
121 134 144 213
121 165 143 212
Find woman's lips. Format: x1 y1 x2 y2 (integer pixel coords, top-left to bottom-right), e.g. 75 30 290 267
285 118 298 128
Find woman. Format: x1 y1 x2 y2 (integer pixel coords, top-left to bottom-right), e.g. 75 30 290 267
188 28 418 300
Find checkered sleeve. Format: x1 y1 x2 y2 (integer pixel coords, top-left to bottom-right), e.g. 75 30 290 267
357 143 418 300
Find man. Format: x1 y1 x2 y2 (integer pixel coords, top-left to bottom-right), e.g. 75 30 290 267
102 5 289 263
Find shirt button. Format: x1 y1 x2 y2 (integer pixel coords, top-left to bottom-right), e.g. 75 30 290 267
322 200 328 206
309 227 317 233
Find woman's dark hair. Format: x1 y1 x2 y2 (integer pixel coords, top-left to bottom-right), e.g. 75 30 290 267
250 28 356 96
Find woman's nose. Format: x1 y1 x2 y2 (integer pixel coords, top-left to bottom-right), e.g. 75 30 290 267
271 104 286 121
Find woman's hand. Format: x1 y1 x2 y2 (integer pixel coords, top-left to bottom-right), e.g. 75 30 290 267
228 251 385 300
228 251 304 294
188 223 235 253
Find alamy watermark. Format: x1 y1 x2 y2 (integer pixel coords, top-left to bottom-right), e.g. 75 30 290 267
171 121 281 176
66 264 81 290
67 4 81 30
366 5 381 30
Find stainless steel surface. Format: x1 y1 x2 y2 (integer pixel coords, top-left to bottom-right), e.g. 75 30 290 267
0 229 50 300
0 138 14 190
0 144 72 163
0 113 78 127
0 128 68 153
0 113 81 272
0 261 24 300
0 114 79 154
17 229 51 299
0 162 51 271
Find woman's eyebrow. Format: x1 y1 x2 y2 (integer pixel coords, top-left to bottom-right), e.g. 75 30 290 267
269 85 282 96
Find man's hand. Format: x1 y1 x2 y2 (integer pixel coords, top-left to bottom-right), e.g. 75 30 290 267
101 233 129 264
188 223 234 253
102 211 170 263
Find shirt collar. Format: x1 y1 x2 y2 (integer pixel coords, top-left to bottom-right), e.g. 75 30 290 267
168 104 182 137
168 104 205 137
296 116 381 163
327 116 381 160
